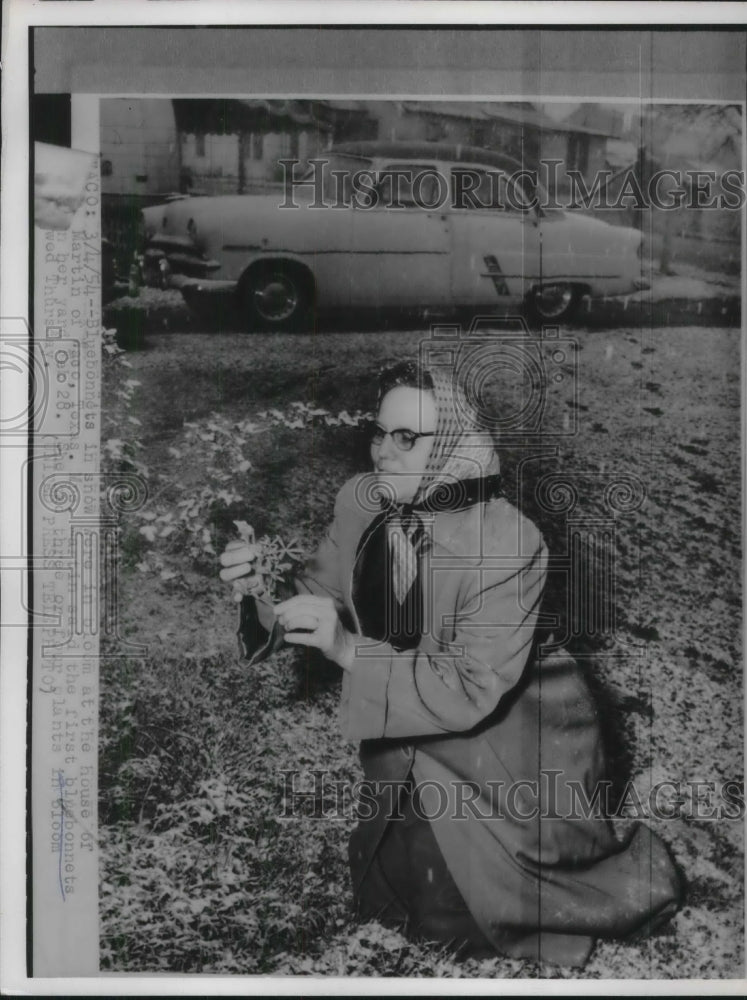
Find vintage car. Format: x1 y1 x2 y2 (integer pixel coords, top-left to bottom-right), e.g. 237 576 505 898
141 141 648 328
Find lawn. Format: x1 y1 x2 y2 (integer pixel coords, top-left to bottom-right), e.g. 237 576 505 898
98 321 743 979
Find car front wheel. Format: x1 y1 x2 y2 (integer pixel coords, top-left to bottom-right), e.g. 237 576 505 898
526 283 580 325
240 264 313 332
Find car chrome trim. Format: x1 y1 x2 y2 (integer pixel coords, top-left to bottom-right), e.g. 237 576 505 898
221 246 449 255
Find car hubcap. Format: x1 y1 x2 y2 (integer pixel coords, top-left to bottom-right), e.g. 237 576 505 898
253 276 298 321
534 284 573 318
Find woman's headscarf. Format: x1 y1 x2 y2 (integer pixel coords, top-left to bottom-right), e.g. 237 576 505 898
413 363 501 503
353 360 502 649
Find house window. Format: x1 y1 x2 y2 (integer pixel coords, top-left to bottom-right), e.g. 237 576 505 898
425 118 447 143
471 124 488 148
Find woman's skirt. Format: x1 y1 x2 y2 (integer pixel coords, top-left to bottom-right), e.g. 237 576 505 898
348 645 683 968
354 778 494 956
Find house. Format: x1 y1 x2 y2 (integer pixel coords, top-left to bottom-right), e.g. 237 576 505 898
100 98 180 197
102 96 624 201
368 100 541 162
173 99 337 194
538 105 624 200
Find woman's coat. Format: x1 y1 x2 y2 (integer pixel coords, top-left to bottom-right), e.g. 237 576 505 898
247 473 681 966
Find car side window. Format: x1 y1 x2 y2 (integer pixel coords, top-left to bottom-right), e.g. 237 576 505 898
376 163 443 209
452 168 533 214
299 155 374 206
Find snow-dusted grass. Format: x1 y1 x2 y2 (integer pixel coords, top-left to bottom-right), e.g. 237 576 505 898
99 323 743 978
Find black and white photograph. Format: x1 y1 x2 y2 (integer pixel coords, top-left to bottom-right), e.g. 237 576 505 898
3 8 746 993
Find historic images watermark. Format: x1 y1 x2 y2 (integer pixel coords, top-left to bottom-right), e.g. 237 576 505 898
278 769 746 823
279 158 747 212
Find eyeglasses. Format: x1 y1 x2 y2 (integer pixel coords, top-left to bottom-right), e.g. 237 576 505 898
363 420 436 453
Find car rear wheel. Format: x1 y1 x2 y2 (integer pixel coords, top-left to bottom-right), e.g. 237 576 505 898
240 264 313 332
526 283 579 325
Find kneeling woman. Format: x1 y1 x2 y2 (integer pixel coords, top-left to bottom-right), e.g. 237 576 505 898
220 360 681 967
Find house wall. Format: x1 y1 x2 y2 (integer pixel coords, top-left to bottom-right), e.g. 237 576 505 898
539 130 611 201
357 103 487 147
181 128 329 193
488 120 537 164
363 104 537 159
243 130 328 186
100 98 180 196
364 103 424 142
181 132 239 193
538 130 567 193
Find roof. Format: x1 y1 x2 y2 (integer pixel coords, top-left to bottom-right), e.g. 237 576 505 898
546 118 621 139
328 140 525 173
403 100 547 128
173 98 333 133
402 101 494 122
401 100 617 137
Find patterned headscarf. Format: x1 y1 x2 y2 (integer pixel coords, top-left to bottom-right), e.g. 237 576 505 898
414 363 500 501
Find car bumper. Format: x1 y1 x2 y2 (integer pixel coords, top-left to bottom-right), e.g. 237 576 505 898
143 242 224 289
168 275 237 294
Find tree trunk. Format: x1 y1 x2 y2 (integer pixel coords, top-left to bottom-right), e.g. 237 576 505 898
658 207 673 275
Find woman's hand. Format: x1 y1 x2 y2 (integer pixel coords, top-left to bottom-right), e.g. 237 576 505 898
219 539 265 602
273 595 355 670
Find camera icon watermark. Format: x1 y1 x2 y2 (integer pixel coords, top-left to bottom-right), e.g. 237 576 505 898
346 314 645 660
419 313 579 440
0 317 82 439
